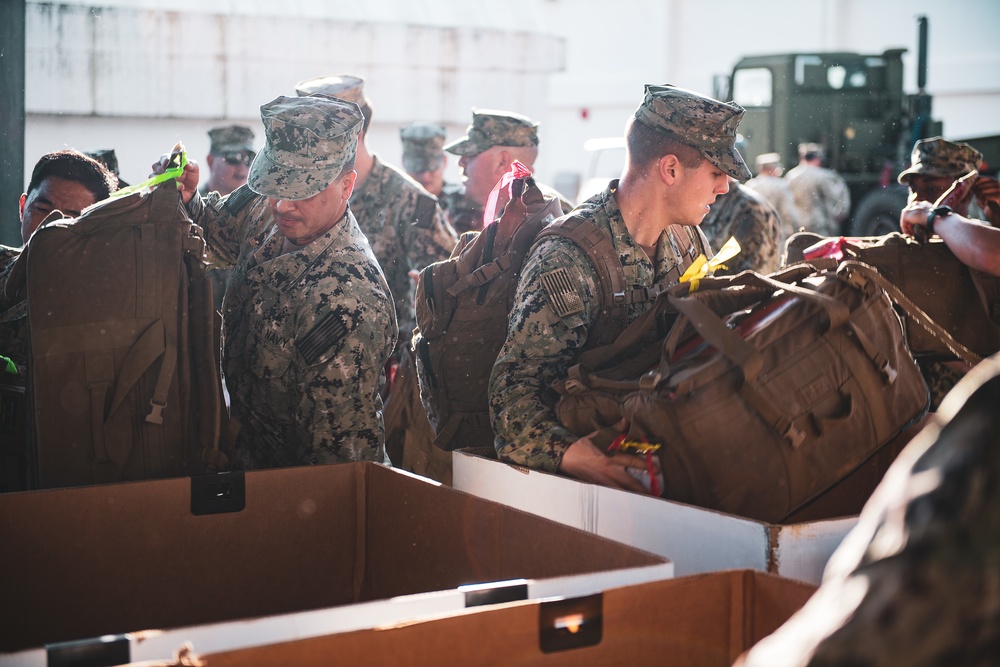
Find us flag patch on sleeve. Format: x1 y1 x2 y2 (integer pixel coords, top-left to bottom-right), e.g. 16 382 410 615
296 312 349 365
540 268 585 317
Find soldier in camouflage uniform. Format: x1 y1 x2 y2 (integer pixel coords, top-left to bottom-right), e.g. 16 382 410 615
444 109 575 233
174 95 397 469
489 84 750 492
736 353 1000 667
295 76 456 353
899 137 1000 409
700 177 782 274
899 136 1000 224
785 143 851 236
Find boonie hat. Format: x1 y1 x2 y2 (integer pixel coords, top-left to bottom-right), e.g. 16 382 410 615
400 122 446 173
444 109 539 157
295 74 371 109
247 95 363 201
634 84 750 182
898 137 982 184
207 125 256 155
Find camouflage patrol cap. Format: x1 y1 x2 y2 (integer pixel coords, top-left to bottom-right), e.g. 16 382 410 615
207 125 256 155
634 84 751 182
898 137 983 184
400 122 446 173
444 109 539 157
247 95 363 201
294 74 371 109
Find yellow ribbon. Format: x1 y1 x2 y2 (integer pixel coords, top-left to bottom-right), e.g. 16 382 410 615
679 236 742 292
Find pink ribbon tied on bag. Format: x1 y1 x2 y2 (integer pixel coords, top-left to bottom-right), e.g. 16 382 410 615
482 160 533 228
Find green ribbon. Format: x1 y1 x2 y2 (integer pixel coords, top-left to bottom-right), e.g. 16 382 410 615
0 354 18 375
109 150 188 199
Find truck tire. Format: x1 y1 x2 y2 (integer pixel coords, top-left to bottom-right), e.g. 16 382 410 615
848 186 909 237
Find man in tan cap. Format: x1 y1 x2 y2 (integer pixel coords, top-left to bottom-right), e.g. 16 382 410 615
490 83 747 490
785 143 851 236
199 124 256 197
445 108 574 232
899 136 999 225
745 151 800 238
170 95 397 469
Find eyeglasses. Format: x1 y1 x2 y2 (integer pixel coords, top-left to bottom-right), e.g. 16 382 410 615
221 152 254 167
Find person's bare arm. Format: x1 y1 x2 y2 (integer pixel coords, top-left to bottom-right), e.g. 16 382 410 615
901 201 1000 277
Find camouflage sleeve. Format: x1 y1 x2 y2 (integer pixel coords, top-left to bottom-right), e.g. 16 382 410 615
489 236 603 472
292 285 398 464
725 197 783 275
827 172 852 223
404 197 458 272
186 185 267 268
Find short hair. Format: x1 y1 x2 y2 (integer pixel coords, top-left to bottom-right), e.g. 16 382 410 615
335 151 357 181
358 102 373 135
798 143 824 162
26 150 117 201
625 116 703 173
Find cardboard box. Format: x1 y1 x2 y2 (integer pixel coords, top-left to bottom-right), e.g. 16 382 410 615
0 462 672 664
170 570 816 667
453 451 859 584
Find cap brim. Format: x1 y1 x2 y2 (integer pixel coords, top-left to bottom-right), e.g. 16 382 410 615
247 148 337 201
443 136 482 156
704 145 751 182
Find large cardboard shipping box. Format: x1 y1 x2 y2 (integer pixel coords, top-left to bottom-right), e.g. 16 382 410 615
453 451 861 584
0 462 672 663
177 570 816 667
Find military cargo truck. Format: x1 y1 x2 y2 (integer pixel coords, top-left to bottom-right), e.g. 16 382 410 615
716 16 998 236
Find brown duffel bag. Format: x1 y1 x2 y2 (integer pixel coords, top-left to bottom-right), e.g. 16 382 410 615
553 261 955 523
783 231 1000 359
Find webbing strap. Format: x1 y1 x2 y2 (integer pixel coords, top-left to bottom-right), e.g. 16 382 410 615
447 254 514 297
839 261 982 366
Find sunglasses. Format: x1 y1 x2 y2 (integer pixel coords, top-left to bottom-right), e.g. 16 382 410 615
221 152 254 167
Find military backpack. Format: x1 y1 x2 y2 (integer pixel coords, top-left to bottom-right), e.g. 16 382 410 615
412 168 700 452
6 183 229 488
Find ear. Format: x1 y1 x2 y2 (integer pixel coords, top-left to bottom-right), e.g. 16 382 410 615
18 193 27 219
340 169 359 201
658 154 682 185
206 154 216 169
495 149 512 175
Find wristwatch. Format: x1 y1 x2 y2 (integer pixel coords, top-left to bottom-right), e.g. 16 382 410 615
926 205 953 235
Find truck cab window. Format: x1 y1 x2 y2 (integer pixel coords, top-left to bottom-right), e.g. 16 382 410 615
732 68 772 107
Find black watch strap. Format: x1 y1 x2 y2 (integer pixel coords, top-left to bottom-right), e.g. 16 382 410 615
927 205 953 235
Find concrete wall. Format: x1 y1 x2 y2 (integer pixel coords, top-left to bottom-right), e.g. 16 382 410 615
22 0 1000 196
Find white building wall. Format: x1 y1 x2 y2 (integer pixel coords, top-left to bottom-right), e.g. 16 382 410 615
23 0 1000 194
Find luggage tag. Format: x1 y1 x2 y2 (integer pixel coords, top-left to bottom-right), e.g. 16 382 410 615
607 434 664 496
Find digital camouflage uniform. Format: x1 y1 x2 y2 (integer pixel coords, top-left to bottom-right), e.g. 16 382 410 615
700 180 782 274
349 156 455 346
489 84 750 473
439 182 481 234
296 79 455 349
490 182 710 471
736 354 1000 667
187 95 397 469
785 163 851 237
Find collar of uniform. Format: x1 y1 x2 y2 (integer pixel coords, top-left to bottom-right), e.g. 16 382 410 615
349 154 386 204
603 179 653 288
252 208 353 292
